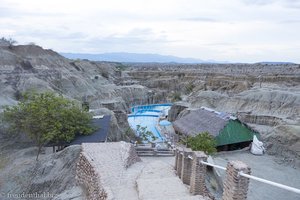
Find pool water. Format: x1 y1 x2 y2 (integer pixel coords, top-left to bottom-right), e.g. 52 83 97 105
128 104 172 142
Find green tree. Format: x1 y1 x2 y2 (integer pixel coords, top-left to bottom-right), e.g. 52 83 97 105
0 37 17 49
183 132 217 155
136 125 157 143
3 91 94 160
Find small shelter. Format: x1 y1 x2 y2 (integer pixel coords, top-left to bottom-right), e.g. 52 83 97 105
69 115 111 145
172 108 257 150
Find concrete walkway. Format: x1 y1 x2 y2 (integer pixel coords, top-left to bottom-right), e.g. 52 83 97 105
137 157 208 200
83 143 207 200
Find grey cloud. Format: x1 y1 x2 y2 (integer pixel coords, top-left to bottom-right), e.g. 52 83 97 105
180 17 218 22
279 19 300 23
17 29 88 40
242 0 300 8
281 0 300 9
241 0 276 5
83 28 171 52
107 28 169 44
203 42 236 46
0 6 65 19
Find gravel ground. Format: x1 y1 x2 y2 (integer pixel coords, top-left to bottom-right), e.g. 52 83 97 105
213 151 300 200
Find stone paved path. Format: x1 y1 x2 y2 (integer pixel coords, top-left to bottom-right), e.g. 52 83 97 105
83 143 207 200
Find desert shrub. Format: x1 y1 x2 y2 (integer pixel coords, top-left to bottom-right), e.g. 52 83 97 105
171 92 182 102
185 82 195 94
182 132 217 155
0 37 17 49
101 71 109 79
116 63 127 71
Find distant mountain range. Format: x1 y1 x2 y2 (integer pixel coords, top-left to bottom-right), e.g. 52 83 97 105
60 52 212 63
60 52 297 64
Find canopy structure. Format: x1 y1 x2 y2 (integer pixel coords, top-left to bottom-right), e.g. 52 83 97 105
172 108 257 146
159 120 172 126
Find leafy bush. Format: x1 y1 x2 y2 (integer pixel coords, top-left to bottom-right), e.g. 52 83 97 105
3 91 94 160
136 125 157 143
116 63 128 71
183 132 217 155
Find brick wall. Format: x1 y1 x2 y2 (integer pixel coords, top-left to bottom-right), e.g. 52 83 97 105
76 142 141 200
76 151 107 200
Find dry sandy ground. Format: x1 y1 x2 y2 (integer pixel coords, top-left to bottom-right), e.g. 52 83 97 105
213 151 300 200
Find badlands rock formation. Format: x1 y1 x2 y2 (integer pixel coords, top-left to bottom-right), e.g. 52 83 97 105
124 63 300 166
0 44 153 141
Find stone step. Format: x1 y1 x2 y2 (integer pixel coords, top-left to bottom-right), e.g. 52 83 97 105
137 152 174 157
136 150 174 154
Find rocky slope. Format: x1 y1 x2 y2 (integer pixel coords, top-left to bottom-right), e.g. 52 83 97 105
0 132 83 200
0 44 155 141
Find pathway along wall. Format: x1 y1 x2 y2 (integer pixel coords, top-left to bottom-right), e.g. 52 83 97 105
75 142 141 200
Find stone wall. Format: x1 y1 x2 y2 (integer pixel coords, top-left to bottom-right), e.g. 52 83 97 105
122 142 142 168
76 142 141 200
76 151 107 200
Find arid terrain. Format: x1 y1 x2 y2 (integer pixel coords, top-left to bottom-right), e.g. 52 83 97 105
0 44 299 199
125 63 300 167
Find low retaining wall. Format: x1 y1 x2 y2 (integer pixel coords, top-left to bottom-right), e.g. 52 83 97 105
76 151 107 200
120 141 142 168
76 142 141 200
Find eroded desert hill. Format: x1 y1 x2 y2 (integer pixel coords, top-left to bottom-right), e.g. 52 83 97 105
0 44 154 141
123 63 300 166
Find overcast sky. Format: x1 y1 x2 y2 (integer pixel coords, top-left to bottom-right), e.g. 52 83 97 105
1 0 300 62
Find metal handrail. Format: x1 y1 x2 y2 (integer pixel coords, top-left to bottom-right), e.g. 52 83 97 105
200 161 227 170
184 153 300 194
239 172 300 194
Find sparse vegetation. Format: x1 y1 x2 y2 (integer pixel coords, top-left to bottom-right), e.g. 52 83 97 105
101 71 109 79
116 63 128 71
0 37 17 49
124 127 137 141
181 132 217 155
3 91 94 160
185 82 195 94
171 92 182 102
136 125 157 143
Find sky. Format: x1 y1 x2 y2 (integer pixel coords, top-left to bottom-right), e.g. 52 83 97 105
1 0 300 63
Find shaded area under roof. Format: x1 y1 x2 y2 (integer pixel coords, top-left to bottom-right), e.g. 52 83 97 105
69 115 111 145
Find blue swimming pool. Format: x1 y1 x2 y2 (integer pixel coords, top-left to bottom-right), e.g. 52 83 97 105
128 104 172 142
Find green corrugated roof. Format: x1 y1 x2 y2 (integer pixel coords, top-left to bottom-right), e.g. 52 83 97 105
215 120 256 146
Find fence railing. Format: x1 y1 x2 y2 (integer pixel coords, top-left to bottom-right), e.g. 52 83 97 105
176 147 300 200
186 154 300 194
238 172 300 194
